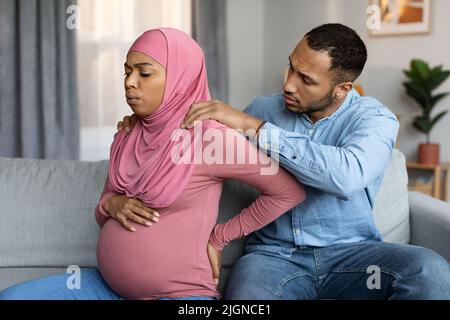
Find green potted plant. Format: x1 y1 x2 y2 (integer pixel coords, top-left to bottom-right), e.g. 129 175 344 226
403 59 450 165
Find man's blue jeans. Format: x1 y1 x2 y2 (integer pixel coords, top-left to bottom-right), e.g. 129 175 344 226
0 269 216 300
224 241 450 299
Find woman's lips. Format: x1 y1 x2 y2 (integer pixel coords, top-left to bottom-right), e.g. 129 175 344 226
126 96 140 104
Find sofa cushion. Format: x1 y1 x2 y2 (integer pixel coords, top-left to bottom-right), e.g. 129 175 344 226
372 149 410 244
0 157 107 268
0 267 68 292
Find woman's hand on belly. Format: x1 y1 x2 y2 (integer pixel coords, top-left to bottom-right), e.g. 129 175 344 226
207 241 222 285
104 194 160 232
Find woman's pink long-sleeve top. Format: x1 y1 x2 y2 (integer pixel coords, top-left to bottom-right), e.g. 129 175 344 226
95 128 305 300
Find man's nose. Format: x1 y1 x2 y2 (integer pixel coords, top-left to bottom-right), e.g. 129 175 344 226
283 74 297 95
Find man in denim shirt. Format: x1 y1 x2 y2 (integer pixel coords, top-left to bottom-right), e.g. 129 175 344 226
121 24 450 299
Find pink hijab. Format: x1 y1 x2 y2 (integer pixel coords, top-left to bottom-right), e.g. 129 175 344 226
108 28 224 208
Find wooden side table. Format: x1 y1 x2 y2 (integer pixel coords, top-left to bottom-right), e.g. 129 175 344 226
406 162 450 202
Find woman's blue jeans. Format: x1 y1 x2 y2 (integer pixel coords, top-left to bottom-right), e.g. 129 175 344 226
0 268 216 300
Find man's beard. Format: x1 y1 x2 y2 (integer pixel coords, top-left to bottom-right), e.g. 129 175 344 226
305 88 335 115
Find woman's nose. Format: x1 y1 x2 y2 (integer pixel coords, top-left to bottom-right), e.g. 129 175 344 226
125 73 138 88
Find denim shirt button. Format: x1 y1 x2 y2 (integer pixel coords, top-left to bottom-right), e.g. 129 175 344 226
292 155 297 160
295 228 301 234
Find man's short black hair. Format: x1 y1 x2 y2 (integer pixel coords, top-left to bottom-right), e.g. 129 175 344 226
304 23 367 84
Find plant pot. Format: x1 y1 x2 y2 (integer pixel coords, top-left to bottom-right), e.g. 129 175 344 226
418 143 440 165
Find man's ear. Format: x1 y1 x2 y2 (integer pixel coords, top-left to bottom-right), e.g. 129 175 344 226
334 82 353 100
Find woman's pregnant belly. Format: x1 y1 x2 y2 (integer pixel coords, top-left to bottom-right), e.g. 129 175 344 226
97 212 216 299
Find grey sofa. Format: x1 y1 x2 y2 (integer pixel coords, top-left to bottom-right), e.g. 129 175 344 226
1 149 449 295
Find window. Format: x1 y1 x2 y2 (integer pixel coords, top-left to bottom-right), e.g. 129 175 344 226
77 0 191 160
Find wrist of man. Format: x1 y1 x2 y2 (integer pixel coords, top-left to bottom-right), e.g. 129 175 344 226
242 114 264 139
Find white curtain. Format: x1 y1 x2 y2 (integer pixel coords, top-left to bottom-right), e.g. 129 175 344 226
77 0 191 160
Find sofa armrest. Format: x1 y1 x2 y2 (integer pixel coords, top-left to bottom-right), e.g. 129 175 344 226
409 192 450 261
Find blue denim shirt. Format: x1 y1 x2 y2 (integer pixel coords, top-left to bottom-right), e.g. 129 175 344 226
244 89 399 248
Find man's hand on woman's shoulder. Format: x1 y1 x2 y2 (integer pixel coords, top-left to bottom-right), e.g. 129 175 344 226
117 114 139 133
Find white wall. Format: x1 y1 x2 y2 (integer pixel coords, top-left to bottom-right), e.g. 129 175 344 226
227 0 265 109
262 0 332 96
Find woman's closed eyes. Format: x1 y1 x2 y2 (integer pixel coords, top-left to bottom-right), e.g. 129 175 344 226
124 71 152 78
124 61 157 78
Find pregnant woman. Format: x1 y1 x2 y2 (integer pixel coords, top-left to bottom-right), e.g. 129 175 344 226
0 28 305 300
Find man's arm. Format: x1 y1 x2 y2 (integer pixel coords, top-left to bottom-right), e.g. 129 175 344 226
180 99 399 198
181 100 265 139
257 112 399 199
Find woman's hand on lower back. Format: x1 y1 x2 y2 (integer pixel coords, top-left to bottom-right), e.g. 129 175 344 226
103 194 159 232
207 241 222 286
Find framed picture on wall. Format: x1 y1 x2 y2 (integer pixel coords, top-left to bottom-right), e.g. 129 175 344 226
369 0 431 36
